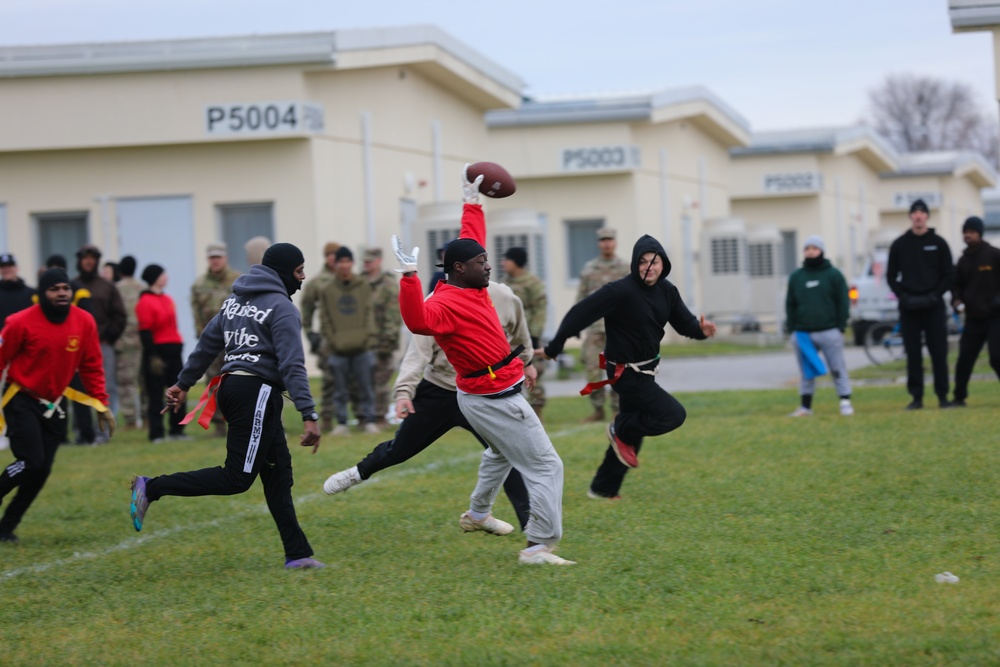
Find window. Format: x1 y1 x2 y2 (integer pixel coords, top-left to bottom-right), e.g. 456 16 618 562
781 230 797 276
426 227 461 266
218 203 274 273
748 243 774 277
710 237 740 275
36 212 88 268
493 233 530 281
565 219 604 279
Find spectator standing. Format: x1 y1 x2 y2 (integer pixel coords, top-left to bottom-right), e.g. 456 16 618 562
115 256 145 429
886 200 955 410
320 247 379 435
785 236 854 417
301 242 340 431
136 264 188 443
576 228 629 422
0 253 35 331
244 236 271 267
190 242 242 437
363 247 401 427
951 216 1000 405
501 247 548 421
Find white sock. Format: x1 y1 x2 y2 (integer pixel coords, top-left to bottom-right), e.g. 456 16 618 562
468 509 489 521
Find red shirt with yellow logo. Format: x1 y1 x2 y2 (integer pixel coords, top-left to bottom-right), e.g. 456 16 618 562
0 304 108 404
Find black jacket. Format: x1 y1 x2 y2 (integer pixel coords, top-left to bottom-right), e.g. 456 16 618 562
954 239 1000 319
886 228 954 311
0 278 36 331
545 234 705 363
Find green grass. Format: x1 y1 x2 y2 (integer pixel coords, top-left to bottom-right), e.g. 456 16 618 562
1 382 999 665
851 344 997 382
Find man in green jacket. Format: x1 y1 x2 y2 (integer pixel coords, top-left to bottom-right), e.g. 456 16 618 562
785 235 853 417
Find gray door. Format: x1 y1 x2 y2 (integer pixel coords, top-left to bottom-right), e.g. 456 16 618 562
117 196 198 347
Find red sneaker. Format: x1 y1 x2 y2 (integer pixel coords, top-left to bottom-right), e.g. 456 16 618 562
607 423 638 468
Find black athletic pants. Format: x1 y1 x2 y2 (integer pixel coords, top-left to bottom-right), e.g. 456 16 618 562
590 364 687 498
0 391 67 534
145 374 313 561
899 304 949 403
143 343 186 442
953 315 1000 401
356 379 531 530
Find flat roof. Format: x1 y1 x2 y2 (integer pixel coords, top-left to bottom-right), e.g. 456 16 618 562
884 150 998 187
730 125 899 171
950 0 1000 30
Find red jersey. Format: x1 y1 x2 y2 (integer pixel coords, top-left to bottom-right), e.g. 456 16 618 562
135 292 184 345
0 304 108 404
399 203 524 395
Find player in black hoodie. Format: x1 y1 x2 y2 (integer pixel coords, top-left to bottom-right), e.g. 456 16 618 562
538 234 716 499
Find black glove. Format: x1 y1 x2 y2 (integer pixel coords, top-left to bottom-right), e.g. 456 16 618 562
530 336 540 350
307 331 323 355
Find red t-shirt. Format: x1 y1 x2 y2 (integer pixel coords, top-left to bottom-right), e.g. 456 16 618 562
0 304 108 404
399 203 524 395
135 292 184 345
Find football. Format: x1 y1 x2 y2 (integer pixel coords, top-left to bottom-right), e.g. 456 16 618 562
466 161 516 198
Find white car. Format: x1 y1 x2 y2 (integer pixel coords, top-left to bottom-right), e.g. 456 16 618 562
848 251 897 346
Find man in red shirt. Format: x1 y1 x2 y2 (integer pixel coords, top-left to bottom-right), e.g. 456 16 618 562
393 169 573 566
0 268 114 543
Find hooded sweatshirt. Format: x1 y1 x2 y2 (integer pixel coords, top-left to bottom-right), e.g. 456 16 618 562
175 264 315 415
544 234 705 363
954 239 1000 319
886 228 954 306
785 257 849 332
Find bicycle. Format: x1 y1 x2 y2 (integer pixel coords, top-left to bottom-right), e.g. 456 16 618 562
863 311 964 366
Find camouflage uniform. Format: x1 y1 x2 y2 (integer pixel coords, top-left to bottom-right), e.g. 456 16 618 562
115 275 144 427
577 253 630 413
190 263 241 433
368 270 401 421
301 266 337 428
503 270 548 412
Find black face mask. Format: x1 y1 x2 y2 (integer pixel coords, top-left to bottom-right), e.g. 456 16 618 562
262 243 306 298
40 297 70 324
804 254 825 269
279 274 303 297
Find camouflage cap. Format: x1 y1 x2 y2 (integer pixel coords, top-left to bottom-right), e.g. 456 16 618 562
206 242 227 257
363 248 382 260
597 227 617 240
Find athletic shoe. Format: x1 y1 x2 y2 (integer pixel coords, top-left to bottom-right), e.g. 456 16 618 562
906 400 923 411
330 424 350 436
950 399 967 407
518 545 576 565
788 407 813 417
129 475 150 532
607 423 638 468
363 422 381 435
285 557 326 569
323 466 362 495
459 511 514 536
839 399 854 416
587 488 622 501
0 531 19 544
168 434 193 442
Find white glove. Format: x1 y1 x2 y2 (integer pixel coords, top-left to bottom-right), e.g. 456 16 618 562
462 164 484 204
391 235 420 274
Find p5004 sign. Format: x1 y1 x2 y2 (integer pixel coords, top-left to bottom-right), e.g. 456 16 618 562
205 101 324 136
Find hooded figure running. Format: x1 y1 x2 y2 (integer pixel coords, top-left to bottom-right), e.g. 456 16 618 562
536 235 716 499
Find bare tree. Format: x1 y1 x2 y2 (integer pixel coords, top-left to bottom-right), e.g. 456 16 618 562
868 74 999 165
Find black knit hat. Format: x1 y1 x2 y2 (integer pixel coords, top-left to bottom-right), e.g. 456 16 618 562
963 216 985 235
909 199 930 215
45 254 67 269
439 238 487 273
503 247 527 268
334 247 353 262
119 256 137 277
141 264 165 286
39 268 70 292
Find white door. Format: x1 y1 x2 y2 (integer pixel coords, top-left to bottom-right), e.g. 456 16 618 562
117 196 198 349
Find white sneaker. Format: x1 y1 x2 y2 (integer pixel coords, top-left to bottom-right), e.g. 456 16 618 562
330 424 350 436
323 466 362 495
788 407 813 417
518 545 576 565
363 422 381 435
840 399 855 416
459 511 514 536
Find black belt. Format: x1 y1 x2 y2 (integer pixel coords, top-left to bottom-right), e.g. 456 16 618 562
463 345 525 379
484 381 524 400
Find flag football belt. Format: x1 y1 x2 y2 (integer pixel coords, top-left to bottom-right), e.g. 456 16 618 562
463 345 525 380
181 371 265 429
0 382 108 432
579 353 660 396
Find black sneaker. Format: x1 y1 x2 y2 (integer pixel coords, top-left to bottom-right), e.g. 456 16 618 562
940 400 959 409
950 399 967 407
905 400 923 411
0 531 19 544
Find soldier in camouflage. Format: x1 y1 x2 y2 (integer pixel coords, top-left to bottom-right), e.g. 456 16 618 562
363 248 401 426
501 247 548 420
115 256 144 429
189 242 242 436
576 227 630 422
301 242 340 431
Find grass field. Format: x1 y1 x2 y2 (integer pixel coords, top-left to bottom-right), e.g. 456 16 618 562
1 381 999 665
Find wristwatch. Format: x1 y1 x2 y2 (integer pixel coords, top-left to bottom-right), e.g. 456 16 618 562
302 410 319 422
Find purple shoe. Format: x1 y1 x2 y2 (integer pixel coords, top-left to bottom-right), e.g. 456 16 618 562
129 475 150 532
285 557 326 570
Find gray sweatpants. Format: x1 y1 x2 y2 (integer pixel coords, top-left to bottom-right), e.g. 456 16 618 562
457 390 564 546
792 328 852 397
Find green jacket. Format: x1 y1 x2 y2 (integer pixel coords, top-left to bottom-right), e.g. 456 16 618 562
368 271 401 356
503 271 547 343
319 274 376 355
190 267 242 335
785 259 849 332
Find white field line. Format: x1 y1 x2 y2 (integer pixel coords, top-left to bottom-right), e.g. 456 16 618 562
1 424 593 580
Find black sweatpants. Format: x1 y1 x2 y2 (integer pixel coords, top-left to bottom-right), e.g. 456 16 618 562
953 315 1000 401
143 343 186 441
590 364 687 498
0 391 67 534
145 374 313 561
899 304 949 402
357 379 531 530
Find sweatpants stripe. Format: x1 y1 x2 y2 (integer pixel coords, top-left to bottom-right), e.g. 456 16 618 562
6 460 25 478
244 384 272 473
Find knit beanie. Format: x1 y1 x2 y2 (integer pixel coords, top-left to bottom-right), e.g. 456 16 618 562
262 242 306 297
803 235 826 253
504 247 528 268
962 216 985 235
119 256 137 277
334 247 353 262
141 264 165 287
38 268 71 323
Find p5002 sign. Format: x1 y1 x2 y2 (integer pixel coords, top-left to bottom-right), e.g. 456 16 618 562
205 101 324 136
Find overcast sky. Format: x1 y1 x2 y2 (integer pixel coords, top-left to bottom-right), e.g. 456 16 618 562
1 0 995 131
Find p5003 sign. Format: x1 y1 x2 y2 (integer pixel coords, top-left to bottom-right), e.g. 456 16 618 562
561 145 640 172
205 101 324 136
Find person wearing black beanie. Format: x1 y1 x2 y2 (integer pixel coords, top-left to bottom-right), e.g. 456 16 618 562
118 256 137 278
37 268 72 324
141 264 165 287
115 255 145 429
263 242 306 297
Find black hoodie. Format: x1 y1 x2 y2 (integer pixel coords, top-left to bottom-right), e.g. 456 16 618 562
886 228 954 308
545 234 705 363
954 239 1000 319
